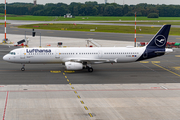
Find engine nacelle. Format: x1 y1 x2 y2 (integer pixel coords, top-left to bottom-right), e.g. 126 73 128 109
65 62 83 70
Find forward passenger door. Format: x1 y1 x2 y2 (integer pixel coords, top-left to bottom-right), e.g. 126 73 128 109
55 49 60 59
20 49 25 59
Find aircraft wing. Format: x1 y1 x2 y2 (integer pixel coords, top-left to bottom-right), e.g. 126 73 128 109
62 58 118 64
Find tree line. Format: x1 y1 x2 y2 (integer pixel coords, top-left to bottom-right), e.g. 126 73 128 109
0 2 180 17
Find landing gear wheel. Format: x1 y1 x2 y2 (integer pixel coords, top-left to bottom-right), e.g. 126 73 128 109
21 64 25 71
21 67 25 71
88 67 93 72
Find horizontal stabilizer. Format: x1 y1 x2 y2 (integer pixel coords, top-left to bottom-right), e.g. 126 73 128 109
154 51 165 54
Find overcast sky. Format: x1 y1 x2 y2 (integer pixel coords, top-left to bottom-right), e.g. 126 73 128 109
1 0 180 5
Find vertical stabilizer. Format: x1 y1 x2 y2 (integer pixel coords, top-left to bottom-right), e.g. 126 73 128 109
137 25 171 61
146 25 171 49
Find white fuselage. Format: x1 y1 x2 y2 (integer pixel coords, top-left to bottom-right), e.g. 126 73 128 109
3 47 146 64
2 25 173 72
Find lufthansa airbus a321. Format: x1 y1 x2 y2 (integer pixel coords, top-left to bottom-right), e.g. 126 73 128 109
3 25 173 72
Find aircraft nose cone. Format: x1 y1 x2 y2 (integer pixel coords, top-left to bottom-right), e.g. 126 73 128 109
3 55 8 61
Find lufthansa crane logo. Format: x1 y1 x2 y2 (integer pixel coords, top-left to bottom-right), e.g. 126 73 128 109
155 35 166 47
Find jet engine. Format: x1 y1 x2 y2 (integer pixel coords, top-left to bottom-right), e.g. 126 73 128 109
65 62 83 70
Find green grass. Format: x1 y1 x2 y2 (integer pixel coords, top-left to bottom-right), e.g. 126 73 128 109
56 16 180 21
0 23 10 25
0 15 121 21
18 23 180 36
118 17 180 21
0 15 61 21
99 22 180 25
57 16 122 21
0 14 180 21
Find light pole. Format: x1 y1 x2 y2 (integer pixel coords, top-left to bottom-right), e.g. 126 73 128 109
3 0 7 43
5 0 6 40
134 12 137 47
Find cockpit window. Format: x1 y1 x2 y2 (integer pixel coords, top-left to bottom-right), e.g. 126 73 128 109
9 52 16 55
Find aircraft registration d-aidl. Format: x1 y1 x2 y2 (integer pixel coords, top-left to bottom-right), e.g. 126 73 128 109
3 25 173 72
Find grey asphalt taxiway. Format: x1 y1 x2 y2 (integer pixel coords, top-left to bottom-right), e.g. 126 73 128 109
1 45 180 120
1 45 180 84
1 22 180 119
1 24 180 44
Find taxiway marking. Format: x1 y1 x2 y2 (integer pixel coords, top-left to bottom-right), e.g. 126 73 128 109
161 86 168 90
152 63 180 77
84 106 89 110
64 71 75 73
88 113 93 117
1 88 180 92
173 67 180 70
61 72 93 118
140 61 149 63
151 61 160 64
3 91 9 120
50 71 61 73
175 55 180 57
80 101 84 104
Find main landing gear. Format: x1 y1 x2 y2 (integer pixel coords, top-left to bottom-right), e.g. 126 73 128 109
84 64 93 72
88 67 93 72
21 64 25 71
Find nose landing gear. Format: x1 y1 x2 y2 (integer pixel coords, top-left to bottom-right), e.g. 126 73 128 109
21 64 25 71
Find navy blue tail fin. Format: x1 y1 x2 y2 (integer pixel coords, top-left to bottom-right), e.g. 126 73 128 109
137 25 171 61
146 25 171 49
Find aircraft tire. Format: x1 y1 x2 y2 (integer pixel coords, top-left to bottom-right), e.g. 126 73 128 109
88 68 93 72
21 67 25 71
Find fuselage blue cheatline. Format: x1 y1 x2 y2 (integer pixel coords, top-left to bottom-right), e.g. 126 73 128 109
3 25 173 72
